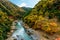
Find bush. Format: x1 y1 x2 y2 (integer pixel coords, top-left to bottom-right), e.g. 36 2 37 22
32 16 59 34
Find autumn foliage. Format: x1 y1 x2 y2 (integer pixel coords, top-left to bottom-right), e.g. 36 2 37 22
24 0 60 34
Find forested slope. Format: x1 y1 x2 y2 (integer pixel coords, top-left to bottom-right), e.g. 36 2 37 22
0 0 25 40
24 0 60 34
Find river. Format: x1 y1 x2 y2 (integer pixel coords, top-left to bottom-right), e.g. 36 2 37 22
12 21 32 40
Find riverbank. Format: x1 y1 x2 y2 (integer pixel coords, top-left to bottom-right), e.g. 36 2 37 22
23 23 60 40
6 20 40 40
6 20 60 40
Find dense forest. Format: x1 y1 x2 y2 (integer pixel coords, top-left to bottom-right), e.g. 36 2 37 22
1 0 60 40
22 7 32 17
0 0 26 40
24 0 60 34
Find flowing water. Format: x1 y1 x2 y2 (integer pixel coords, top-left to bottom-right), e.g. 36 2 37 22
12 21 32 40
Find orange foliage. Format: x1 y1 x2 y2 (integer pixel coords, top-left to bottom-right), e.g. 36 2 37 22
50 22 57 27
55 37 60 40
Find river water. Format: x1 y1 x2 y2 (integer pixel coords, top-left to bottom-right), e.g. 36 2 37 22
12 21 32 40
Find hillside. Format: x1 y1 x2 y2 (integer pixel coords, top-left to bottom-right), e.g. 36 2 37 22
0 0 25 40
24 0 60 34
0 0 25 19
22 7 32 17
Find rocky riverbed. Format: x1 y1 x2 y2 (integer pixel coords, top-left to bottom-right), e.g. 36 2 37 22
23 23 60 40
6 21 60 40
6 21 41 40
